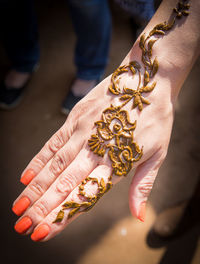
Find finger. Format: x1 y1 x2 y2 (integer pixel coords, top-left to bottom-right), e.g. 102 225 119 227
128 150 165 222
12 131 83 215
29 165 112 241
14 148 99 234
20 120 73 185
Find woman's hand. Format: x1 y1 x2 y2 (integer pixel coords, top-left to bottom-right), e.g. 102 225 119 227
12 0 200 242
12 66 174 241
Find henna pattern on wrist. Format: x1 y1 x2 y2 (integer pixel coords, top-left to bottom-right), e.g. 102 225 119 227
54 0 190 223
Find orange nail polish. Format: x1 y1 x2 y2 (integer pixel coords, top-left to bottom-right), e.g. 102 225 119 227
138 202 146 222
20 169 35 185
14 216 32 234
12 197 31 216
31 224 50 242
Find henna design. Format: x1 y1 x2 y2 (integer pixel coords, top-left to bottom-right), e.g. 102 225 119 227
53 0 190 223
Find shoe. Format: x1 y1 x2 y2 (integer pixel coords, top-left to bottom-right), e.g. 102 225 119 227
0 65 40 110
61 78 100 116
146 201 188 248
0 80 29 110
61 90 83 116
152 201 188 238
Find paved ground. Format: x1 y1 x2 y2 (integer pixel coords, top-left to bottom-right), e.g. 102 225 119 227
0 1 200 264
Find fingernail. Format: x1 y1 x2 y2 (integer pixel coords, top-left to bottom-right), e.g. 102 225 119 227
14 216 32 234
138 201 146 222
20 169 35 185
12 197 31 216
31 224 50 241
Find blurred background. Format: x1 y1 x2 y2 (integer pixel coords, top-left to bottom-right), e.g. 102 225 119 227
0 0 200 263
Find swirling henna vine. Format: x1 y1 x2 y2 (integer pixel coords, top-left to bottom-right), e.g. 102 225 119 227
54 0 190 223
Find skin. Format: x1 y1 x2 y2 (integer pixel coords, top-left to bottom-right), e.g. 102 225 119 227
5 70 31 88
13 0 200 241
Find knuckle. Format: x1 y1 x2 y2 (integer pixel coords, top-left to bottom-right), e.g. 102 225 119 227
56 173 75 194
138 174 155 198
46 132 65 154
49 152 67 176
29 181 45 196
32 201 48 218
74 155 91 175
33 155 46 168
138 182 153 198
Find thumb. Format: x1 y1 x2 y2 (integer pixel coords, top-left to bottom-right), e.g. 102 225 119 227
129 151 164 222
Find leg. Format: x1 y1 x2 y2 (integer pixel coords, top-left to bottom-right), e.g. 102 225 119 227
0 0 40 109
67 0 111 81
62 0 111 115
2 0 40 73
115 0 155 38
115 0 155 23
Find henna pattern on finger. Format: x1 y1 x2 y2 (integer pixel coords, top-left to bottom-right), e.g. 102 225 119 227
54 0 190 223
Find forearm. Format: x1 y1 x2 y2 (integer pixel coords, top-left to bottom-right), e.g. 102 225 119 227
123 0 200 102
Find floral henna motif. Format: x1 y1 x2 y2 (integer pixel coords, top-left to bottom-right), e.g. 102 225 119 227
53 177 112 222
54 0 190 223
108 61 157 111
89 105 143 177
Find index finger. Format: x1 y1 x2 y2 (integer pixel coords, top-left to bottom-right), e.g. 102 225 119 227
20 121 71 185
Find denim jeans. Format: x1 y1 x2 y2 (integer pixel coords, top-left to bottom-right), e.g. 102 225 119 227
115 0 155 22
1 0 40 73
67 0 111 80
1 0 111 80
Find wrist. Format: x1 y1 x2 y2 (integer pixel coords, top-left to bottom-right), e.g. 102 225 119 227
122 0 200 106
121 47 177 108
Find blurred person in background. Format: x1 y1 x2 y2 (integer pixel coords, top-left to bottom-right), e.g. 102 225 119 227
0 0 111 114
0 0 154 114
